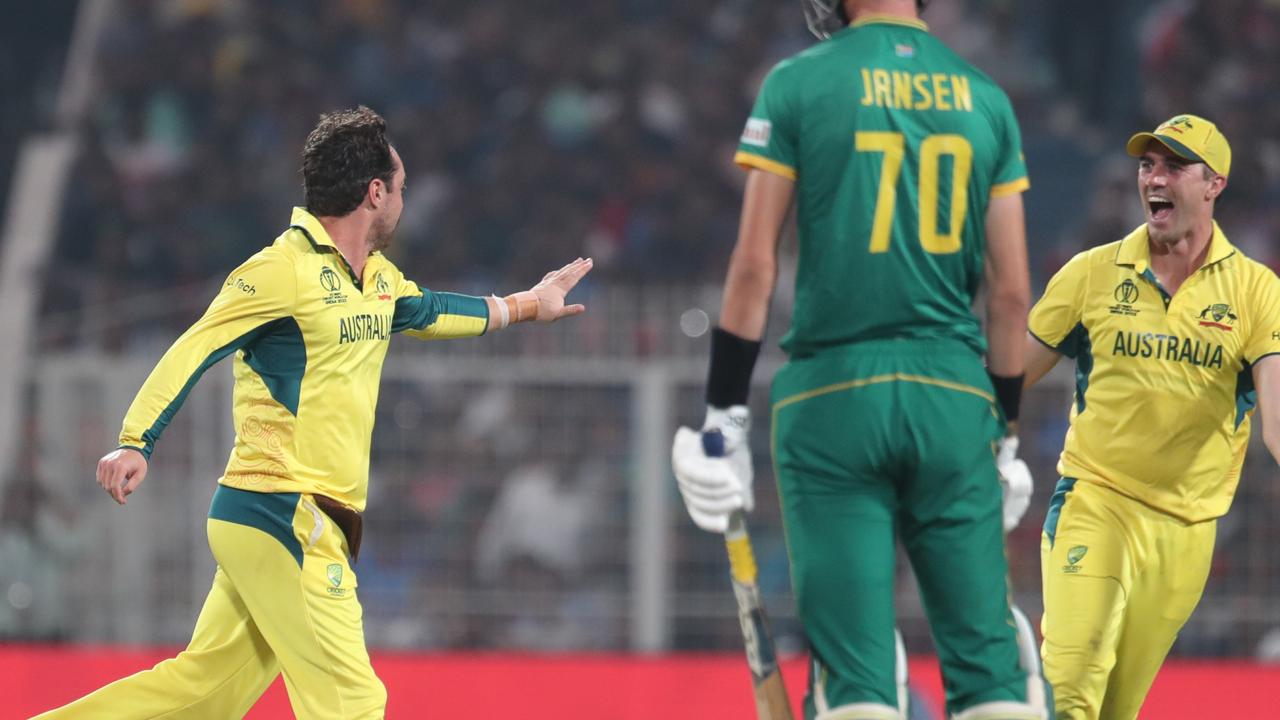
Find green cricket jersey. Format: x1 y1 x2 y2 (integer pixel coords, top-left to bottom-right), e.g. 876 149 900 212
735 14 1029 357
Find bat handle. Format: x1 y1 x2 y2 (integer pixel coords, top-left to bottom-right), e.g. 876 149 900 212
702 428 726 457
724 511 756 586
704 429 748 539
726 510 747 537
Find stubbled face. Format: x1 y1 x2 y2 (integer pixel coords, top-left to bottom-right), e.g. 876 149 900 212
1137 142 1218 246
370 146 405 253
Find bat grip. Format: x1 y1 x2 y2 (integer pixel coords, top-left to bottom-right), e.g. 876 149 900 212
726 510 747 537
702 428 726 457
724 512 757 584
705 429 755 580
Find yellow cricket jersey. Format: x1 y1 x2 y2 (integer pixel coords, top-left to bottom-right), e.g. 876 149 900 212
118 207 490 511
1030 222 1280 522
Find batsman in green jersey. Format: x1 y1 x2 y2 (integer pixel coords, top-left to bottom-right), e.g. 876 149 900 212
672 1 1050 718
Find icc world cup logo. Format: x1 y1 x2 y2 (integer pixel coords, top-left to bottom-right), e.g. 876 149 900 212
1114 279 1139 305
320 266 342 292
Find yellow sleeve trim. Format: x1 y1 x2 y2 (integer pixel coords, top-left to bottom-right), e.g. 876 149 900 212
734 151 797 180
990 177 1030 198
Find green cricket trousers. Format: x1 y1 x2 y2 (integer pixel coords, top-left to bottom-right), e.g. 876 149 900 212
771 338 1029 719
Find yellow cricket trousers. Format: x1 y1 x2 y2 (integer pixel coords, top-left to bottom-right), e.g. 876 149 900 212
1040 478 1215 720
36 485 385 719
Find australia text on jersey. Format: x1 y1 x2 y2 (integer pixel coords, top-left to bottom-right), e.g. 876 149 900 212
1111 330 1225 370
338 313 392 344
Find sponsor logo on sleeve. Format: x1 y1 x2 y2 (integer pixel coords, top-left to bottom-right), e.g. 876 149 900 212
741 118 772 148
225 277 256 296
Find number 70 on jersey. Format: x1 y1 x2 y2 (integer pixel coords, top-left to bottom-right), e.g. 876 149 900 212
856 131 974 255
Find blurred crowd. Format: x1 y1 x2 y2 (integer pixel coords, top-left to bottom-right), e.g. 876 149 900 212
42 0 781 348
0 2 75 211
1028 0 1280 278
34 0 1279 349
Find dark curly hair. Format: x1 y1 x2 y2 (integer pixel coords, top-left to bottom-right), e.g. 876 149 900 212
837 1 928 25
301 106 395 218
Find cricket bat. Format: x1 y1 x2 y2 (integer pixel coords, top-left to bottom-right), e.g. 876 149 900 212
725 511 794 720
702 429 794 720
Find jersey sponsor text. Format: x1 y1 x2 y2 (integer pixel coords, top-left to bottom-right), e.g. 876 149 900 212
741 118 772 147
226 278 257 296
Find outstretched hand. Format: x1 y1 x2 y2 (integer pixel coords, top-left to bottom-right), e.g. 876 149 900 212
97 447 148 505
530 257 592 322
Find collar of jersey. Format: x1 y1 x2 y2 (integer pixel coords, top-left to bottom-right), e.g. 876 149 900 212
850 14 928 32
289 207 340 251
1114 220 1236 274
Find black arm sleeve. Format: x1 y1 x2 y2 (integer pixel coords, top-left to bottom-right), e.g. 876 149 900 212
706 327 762 408
988 372 1025 424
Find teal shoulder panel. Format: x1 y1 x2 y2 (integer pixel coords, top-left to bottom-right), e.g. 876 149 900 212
208 485 303 566
140 323 272 458
240 317 307 415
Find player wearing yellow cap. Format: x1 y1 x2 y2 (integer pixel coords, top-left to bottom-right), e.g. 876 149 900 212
1025 115 1280 719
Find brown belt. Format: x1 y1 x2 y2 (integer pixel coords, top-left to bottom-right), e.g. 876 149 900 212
314 494 364 563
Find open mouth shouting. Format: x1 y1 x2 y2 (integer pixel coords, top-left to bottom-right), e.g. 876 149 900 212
1147 195 1175 224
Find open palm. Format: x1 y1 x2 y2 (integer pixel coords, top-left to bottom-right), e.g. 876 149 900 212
531 257 592 322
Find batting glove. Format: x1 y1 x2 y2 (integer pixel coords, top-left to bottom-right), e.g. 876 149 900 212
996 435 1033 533
672 405 754 533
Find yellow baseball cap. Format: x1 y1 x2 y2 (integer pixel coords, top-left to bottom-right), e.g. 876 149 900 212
1126 114 1231 176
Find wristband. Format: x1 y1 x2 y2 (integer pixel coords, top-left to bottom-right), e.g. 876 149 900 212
988 372 1024 423
504 290 539 324
706 327 761 408
490 295 510 329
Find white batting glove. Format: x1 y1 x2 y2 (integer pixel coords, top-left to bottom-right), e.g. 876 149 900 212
996 435 1033 533
672 405 754 533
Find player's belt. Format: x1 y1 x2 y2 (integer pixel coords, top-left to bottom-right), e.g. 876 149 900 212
314 494 364 563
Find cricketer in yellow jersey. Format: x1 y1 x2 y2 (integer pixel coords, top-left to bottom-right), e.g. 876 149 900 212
35 107 592 720
1025 115 1280 720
